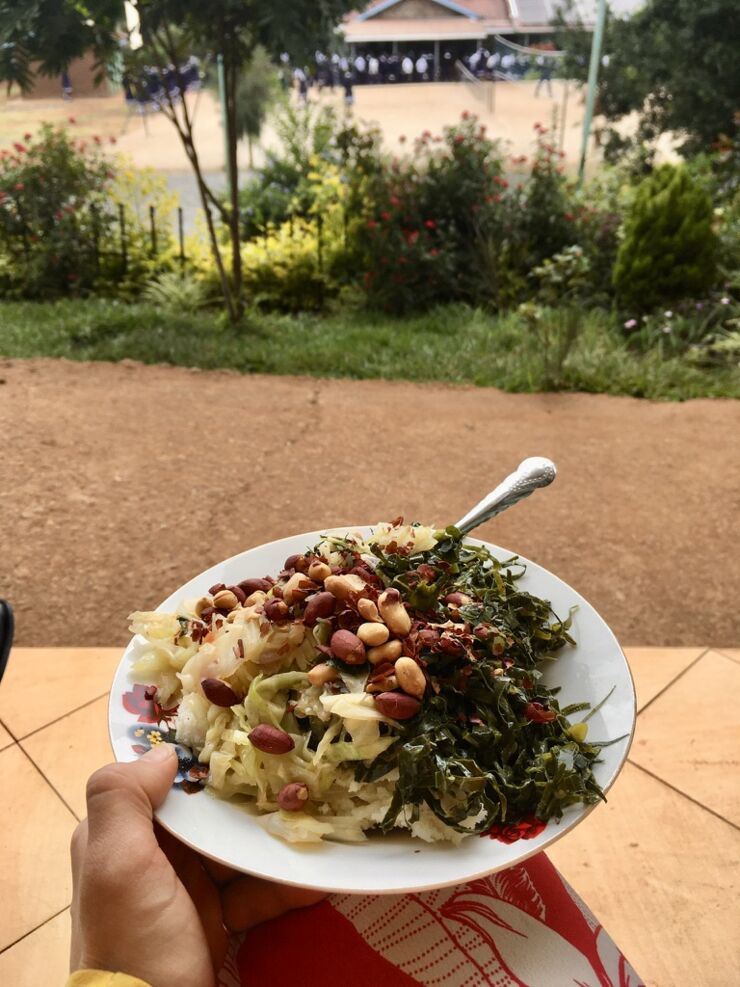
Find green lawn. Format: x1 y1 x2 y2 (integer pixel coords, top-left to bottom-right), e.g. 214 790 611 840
0 299 737 400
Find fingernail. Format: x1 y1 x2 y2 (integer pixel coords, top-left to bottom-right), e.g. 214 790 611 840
143 743 176 763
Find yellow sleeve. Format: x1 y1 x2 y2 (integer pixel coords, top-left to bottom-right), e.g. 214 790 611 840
65 972 152 987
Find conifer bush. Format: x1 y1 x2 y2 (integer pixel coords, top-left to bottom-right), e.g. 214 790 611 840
613 164 718 311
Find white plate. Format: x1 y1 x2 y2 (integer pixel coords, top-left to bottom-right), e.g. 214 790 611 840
109 527 635 895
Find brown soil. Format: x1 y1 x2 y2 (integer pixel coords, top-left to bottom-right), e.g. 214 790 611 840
1 358 738 648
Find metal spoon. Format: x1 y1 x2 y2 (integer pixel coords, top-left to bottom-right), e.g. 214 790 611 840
454 457 557 536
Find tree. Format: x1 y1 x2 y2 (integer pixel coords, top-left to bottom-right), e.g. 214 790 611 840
0 0 356 321
613 164 718 311
232 47 281 169
555 0 740 159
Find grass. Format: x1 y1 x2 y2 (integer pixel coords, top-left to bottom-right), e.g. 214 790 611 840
0 298 737 400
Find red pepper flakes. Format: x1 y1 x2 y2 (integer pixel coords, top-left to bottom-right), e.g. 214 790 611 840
524 702 556 723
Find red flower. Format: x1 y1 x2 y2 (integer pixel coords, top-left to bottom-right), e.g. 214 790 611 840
399 255 407 264
453 133 465 145
24 132 32 141
366 219 378 230
493 175 509 188
109 136 117 145
68 116 76 124
429 248 439 257
54 209 63 221
381 210 391 221
424 219 436 230
493 193 502 203
564 212 574 221
398 134 406 144
14 182 24 192
13 142 27 154
93 135 101 144
0 191 5 202
421 129 432 140
461 110 470 120
524 701 556 723
389 195 401 207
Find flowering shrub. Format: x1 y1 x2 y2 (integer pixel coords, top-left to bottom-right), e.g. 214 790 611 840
0 124 177 299
0 124 116 297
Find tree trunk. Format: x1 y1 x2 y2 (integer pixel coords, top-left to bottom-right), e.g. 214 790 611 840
224 56 243 321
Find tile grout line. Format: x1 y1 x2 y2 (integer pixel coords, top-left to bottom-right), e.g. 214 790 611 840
16 743 82 824
626 759 740 833
715 648 740 666
12 690 111 743
636 647 710 718
0 905 70 955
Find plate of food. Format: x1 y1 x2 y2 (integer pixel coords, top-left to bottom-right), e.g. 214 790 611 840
109 506 635 894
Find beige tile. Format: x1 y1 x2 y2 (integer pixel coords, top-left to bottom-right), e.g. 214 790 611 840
629 650 740 824
549 762 740 987
21 696 113 820
624 646 705 712
717 648 740 664
0 647 121 738
0 746 77 950
0 719 14 750
0 909 70 987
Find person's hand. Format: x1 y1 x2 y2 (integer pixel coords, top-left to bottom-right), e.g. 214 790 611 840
70 745 325 987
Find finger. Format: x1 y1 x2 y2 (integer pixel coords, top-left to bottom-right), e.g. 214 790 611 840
222 875 327 932
85 745 178 846
69 819 88 971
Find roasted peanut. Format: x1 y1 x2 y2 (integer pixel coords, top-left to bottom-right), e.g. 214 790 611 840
264 598 290 622
201 677 240 707
208 582 226 595
330 629 366 665
357 598 382 622
367 639 403 666
248 724 295 754
302 591 336 626
212 588 239 611
308 662 339 686
238 577 272 596
357 622 390 647
228 584 247 605
278 782 309 811
193 596 212 617
244 590 268 607
394 656 426 700
284 554 309 572
374 691 421 720
324 573 368 601
282 572 319 605
377 588 412 636
308 560 332 582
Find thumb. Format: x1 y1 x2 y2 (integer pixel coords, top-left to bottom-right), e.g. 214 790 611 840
85 744 178 844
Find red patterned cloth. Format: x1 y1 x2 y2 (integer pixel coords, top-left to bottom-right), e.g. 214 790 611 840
217 852 643 987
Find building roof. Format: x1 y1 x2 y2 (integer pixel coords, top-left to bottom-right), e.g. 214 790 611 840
341 0 646 43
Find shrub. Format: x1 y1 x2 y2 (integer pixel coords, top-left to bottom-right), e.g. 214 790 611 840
0 124 115 297
613 164 719 312
0 123 178 299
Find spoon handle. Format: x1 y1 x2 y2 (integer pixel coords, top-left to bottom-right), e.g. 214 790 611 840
454 457 557 536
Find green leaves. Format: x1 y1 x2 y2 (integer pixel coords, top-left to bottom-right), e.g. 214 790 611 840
356 530 606 833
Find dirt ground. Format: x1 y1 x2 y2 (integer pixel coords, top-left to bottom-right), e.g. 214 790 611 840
1 81 586 173
1 358 738 649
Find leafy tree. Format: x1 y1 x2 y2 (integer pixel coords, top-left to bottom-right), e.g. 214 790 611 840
556 0 740 159
613 164 718 311
233 46 281 169
0 0 355 320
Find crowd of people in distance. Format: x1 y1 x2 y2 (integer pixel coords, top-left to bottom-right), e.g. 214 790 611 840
284 43 560 106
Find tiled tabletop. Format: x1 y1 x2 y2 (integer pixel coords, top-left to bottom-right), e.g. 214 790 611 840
2 647 739 987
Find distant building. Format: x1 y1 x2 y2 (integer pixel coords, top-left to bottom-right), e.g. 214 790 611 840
340 0 644 63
